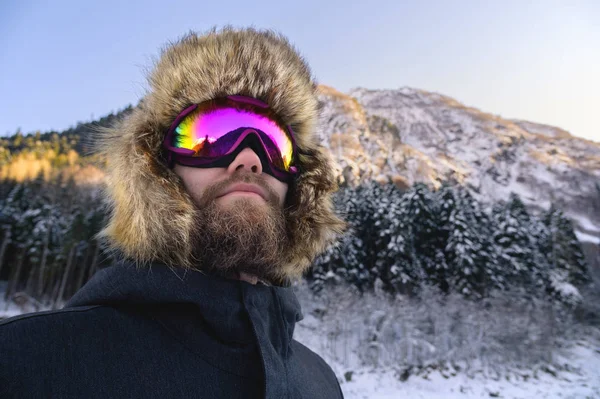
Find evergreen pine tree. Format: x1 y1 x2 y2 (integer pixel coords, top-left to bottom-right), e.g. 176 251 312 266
471 200 504 293
311 185 371 292
492 193 538 290
544 206 590 286
393 183 441 292
369 182 410 293
446 188 483 297
379 184 420 295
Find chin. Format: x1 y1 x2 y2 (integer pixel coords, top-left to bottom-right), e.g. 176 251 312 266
189 193 289 284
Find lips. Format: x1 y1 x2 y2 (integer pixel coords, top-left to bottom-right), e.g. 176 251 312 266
217 183 268 201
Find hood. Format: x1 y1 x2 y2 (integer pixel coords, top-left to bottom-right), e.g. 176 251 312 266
96 27 345 281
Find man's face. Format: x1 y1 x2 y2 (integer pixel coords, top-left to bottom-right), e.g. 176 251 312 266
174 147 289 209
174 147 291 283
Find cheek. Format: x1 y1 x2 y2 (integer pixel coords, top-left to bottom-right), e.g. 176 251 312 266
174 166 221 202
187 178 209 196
187 182 208 203
259 174 288 207
271 179 289 207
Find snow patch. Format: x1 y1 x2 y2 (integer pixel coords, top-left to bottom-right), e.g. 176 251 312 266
571 214 600 233
575 230 600 244
340 344 600 399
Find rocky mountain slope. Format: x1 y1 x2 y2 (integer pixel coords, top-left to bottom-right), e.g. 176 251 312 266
315 85 600 242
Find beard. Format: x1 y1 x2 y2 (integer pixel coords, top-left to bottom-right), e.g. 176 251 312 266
188 172 290 285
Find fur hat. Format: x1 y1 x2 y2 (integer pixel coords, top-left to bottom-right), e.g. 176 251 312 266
96 27 345 281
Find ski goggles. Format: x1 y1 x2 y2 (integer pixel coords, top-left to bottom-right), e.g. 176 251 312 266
163 95 299 181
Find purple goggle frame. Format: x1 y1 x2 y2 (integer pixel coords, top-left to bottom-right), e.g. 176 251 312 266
162 95 299 181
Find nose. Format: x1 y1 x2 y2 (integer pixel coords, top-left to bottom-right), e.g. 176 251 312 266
227 147 263 175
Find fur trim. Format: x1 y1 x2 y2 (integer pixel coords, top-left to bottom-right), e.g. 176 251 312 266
96 27 345 281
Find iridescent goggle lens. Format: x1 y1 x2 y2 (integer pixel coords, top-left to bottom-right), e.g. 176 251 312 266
163 96 298 176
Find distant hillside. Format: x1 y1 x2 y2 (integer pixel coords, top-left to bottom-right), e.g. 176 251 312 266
0 105 133 184
315 85 600 243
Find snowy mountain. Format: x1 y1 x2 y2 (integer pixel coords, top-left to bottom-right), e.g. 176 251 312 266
315 85 600 243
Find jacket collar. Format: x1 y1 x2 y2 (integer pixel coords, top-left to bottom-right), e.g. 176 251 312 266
66 261 304 379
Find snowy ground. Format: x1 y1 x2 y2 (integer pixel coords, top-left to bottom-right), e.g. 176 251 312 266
295 316 600 399
2 283 599 398
0 300 23 319
0 282 51 319
329 342 600 399
0 282 23 319
293 283 600 399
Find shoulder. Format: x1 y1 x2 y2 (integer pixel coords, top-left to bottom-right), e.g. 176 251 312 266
0 305 107 335
0 306 114 395
291 339 344 397
0 305 108 343
0 305 121 364
292 339 334 371
0 305 102 325
0 305 105 332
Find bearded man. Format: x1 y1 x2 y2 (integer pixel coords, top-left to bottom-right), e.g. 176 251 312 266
0 27 345 399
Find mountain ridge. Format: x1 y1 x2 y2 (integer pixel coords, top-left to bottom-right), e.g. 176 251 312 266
315 85 600 242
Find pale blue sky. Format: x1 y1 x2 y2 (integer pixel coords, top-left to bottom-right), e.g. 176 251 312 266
1 0 598 141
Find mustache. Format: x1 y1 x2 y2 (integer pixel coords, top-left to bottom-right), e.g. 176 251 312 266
198 171 282 207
